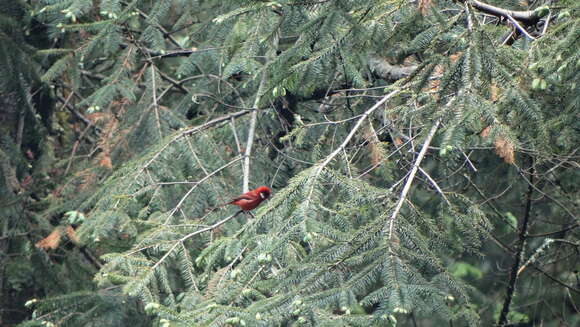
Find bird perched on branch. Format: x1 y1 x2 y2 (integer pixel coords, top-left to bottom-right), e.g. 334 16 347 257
228 186 272 211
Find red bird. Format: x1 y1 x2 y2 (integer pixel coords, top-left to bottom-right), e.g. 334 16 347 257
228 186 272 211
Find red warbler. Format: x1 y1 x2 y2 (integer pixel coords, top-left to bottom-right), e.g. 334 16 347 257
228 186 272 211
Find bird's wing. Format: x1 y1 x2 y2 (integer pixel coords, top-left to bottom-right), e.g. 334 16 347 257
229 193 256 203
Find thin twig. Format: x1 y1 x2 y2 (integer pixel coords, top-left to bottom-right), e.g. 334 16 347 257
343 149 353 178
122 2 184 49
230 118 242 155
515 164 577 220
462 151 477 172
184 137 210 176
527 222 579 238
387 120 440 247
419 167 451 206
472 176 580 295
304 90 400 203
64 124 93 175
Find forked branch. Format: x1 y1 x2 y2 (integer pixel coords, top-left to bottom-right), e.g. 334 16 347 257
460 0 548 25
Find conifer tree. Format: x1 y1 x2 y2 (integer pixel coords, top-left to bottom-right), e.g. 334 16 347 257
6 0 578 326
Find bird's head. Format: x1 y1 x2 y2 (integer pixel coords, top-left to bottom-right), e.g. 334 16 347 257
256 186 272 200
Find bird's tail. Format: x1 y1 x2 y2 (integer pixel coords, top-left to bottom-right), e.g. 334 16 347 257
204 201 234 213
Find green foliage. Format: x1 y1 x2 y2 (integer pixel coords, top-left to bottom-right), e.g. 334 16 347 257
2 0 578 326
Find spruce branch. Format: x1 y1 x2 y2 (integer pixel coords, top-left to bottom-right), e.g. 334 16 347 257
154 67 189 94
164 156 243 224
120 1 184 49
140 109 252 173
152 210 245 272
387 120 440 247
65 124 93 175
56 94 101 134
117 111 252 209
305 89 400 204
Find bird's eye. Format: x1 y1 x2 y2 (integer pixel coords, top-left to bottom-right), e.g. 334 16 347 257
260 193 266 199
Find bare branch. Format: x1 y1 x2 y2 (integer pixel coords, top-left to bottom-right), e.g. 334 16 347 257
387 120 440 247
461 0 548 25
541 11 552 35
243 73 268 193
151 65 163 139
419 166 451 206
506 14 536 40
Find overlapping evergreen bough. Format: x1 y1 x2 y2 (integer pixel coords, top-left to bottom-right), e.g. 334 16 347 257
21 0 578 326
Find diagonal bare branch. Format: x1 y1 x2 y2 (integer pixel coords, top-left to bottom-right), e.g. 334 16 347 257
243 73 268 193
387 120 440 247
